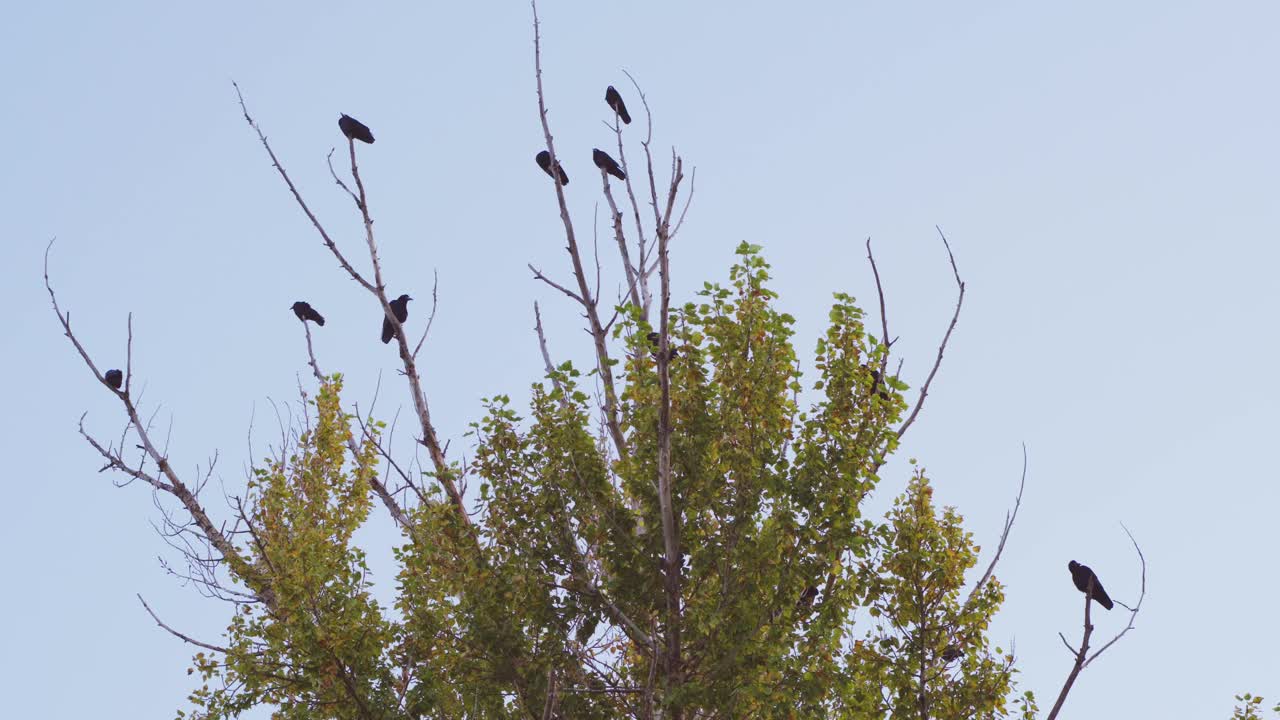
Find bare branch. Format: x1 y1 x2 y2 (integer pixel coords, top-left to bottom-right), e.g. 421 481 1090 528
1046 527 1145 719
896 225 965 439
531 0 627 458
138 594 230 654
1083 525 1146 668
412 270 440 359
865 237 891 360
233 83 374 293
529 264 586 305
965 444 1027 606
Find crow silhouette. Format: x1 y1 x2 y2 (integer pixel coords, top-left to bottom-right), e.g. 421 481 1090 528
381 294 412 344
535 150 569 185
605 85 631 124
592 149 626 180
291 301 325 326
338 114 375 144
1068 560 1114 610
104 369 123 390
941 645 963 663
646 331 678 360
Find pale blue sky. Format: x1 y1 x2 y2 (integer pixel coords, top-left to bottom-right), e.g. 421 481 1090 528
3 1 1278 717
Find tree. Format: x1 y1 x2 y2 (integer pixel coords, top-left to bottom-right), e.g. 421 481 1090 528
46 4 1147 718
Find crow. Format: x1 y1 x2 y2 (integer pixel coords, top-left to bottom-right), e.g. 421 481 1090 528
605 85 631 124
291 301 325 326
381 294 412 344
940 645 963 663
535 150 569 185
868 366 890 401
339 114 375 144
1068 560 1114 610
104 369 123 390
592 149 626 181
646 331 678 360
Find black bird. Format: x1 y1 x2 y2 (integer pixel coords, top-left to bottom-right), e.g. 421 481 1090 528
797 585 819 611
291 301 325 326
381 294 412 344
535 150 569 185
338 114 375 144
104 369 123 390
592 149 626 181
1068 560 1114 610
646 331 678 360
940 645 963 663
868 366 890 401
605 85 631 124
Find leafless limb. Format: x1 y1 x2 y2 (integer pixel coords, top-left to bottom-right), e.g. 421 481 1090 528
1083 525 1146 668
233 83 374 293
896 226 965 439
1045 527 1146 720
411 269 440 359
965 444 1027 607
138 594 231 653
530 0 628 458
865 237 892 359
46 240 274 608
237 84 464 529
529 264 586 305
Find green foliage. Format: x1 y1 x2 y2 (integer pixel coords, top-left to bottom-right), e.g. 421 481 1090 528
1233 694 1280 719
181 246 1027 718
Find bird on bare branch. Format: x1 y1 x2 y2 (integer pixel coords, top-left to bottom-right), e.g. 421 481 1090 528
605 85 631 124
535 150 569 185
338 114 375 144
1068 560 1114 610
592 148 626 180
381 294 412 344
291 301 325 326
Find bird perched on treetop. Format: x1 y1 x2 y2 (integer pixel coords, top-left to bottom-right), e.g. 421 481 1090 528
1067 560 1114 610
592 149 626 181
339 114 375 144
104 369 123 390
535 150 569 185
381 294 412 344
605 85 631 124
291 301 325 326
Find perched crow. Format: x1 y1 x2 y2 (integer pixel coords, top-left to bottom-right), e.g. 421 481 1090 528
941 645 963 663
646 331 678 360
592 148 626 180
1068 560 1114 610
535 150 569 185
797 585 820 610
381 294 412 344
338 114 375 144
605 85 631 124
291 301 325 326
104 369 123 390
868 367 890 401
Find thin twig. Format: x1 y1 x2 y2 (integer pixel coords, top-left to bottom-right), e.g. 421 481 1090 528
896 226 965 438
138 594 230 653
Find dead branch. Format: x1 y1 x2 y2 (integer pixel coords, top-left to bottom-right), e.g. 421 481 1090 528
530 0 628 458
896 226 965 439
1045 528 1146 720
138 594 231 653
965 444 1027 607
46 241 274 607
